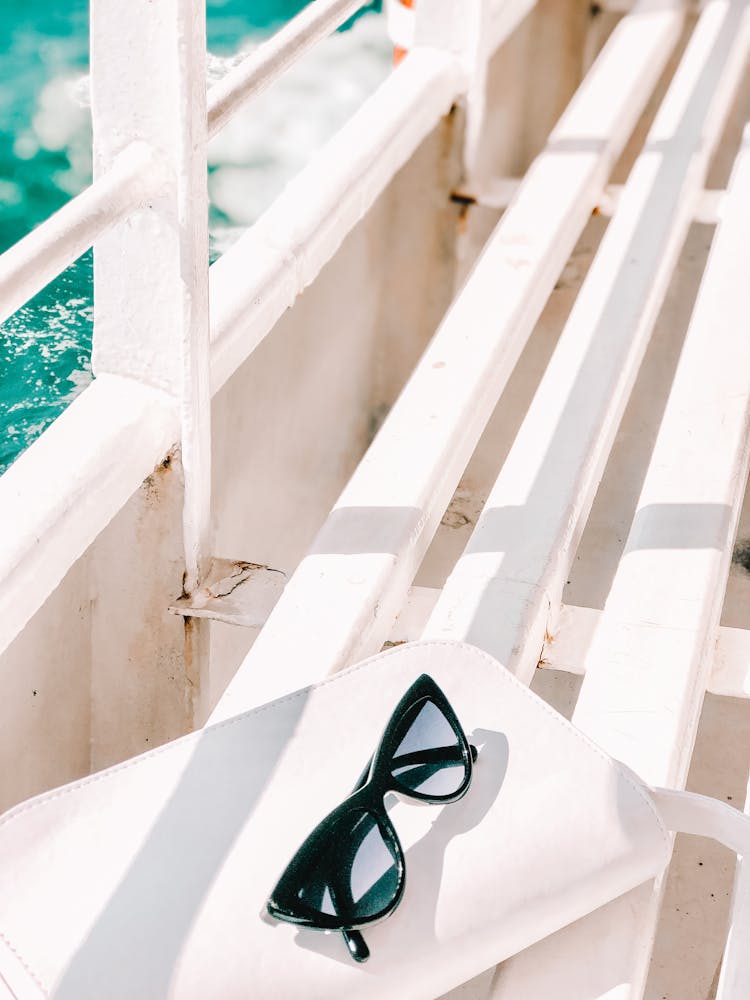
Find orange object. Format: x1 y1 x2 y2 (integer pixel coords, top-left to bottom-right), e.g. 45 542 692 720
393 0 414 65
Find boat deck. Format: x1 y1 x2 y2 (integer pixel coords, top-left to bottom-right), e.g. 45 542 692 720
1 1 750 996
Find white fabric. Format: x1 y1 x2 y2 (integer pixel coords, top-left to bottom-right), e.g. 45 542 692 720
0 640 738 999
651 786 750 857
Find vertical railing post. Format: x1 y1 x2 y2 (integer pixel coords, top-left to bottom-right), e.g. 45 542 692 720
411 0 491 183
90 0 212 714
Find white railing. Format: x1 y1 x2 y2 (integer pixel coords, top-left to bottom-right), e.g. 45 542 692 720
207 0 366 136
211 0 685 717
0 0 531 659
3 2 750 994
0 143 162 329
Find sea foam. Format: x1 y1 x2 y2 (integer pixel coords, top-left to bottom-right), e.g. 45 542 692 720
1 11 391 472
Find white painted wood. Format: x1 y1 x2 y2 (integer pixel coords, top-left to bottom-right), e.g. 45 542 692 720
169 559 287 627
413 0 491 73
0 377 178 661
541 604 750 699
207 0 365 139
460 178 727 222
486 0 538 62
175 0 212 593
599 0 639 10
90 0 211 592
717 776 750 998
413 0 494 187
91 0 205 396
424 0 750 690
208 48 466 395
385 0 415 50
386 0 535 65
0 36 465 672
0 143 162 328
388 586 441 644
210 0 683 722
598 182 727 223
175 575 750 698
705 132 750 1000
711 626 750 697
492 77 750 1000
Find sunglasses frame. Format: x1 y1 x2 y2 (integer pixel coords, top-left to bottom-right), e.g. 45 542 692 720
266 673 477 962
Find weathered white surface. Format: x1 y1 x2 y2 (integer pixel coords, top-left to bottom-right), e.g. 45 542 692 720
411 0 497 185
486 0 538 55
169 559 287 627
0 377 177 662
463 178 728 223
718 775 750 998
0 142 162 328
208 47 465 395
211 0 683 721
91 0 205 397
712 627 750 698
468 0 592 187
90 0 212 597
173 0 212 594
424 0 746 684
0 30 466 676
542 604 750 700
1 2 748 991
700 130 750 1000
390 594 750 701
386 0 537 66
492 58 750 1000
207 110 465 711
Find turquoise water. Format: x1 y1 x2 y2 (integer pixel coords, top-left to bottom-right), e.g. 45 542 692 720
0 1 386 474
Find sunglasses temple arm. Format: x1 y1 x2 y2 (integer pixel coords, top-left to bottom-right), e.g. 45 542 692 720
356 744 476 791
342 928 370 962
352 754 374 793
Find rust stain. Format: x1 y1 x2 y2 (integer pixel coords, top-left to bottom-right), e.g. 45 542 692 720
441 509 470 529
450 191 477 208
143 450 176 505
453 200 472 236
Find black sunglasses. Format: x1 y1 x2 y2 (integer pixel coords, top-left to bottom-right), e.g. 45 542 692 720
266 673 478 963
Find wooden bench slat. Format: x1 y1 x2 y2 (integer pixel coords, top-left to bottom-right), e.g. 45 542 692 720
491 56 750 1000
210 0 684 720
423 0 747 690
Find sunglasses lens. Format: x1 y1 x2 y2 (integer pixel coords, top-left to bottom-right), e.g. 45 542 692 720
346 811 401 920
390 697 469 798
283 808 401 925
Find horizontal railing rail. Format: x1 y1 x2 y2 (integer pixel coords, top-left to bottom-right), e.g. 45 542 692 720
0 0 526 659
0 0 378 331
0 142 162 329
207 0 365 138
209 47 465 393
0 0 382 334
0 0 546 334
211 0 684 718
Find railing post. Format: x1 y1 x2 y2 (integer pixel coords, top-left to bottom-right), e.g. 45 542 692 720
90 0 212 718
387 0 491 181
90 0 211 593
